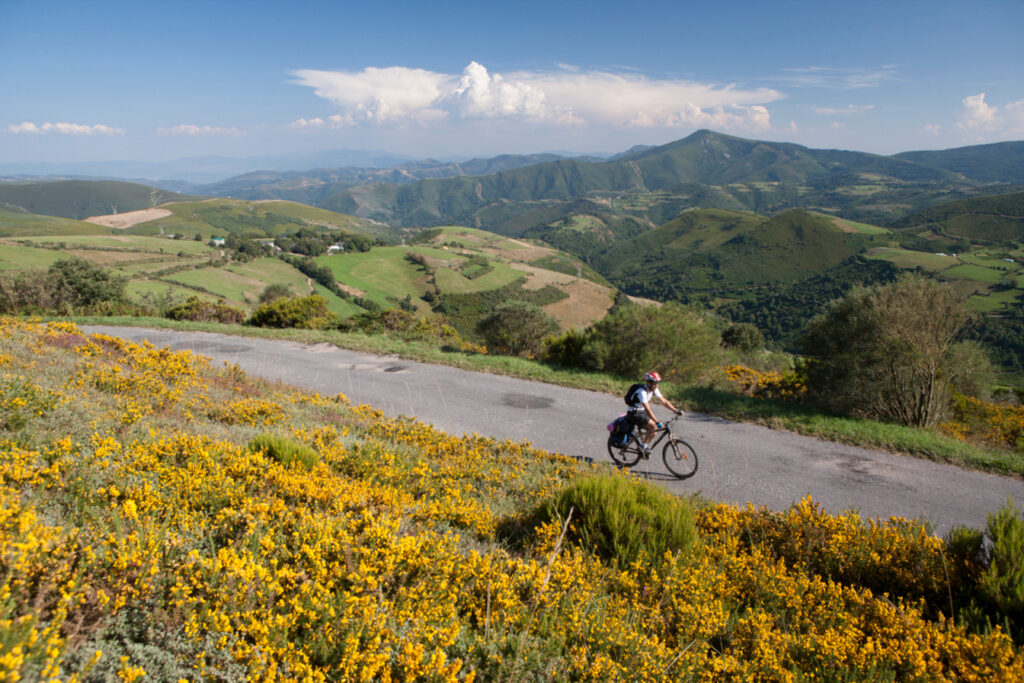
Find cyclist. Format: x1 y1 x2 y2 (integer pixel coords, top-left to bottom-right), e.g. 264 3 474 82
627 371 683 458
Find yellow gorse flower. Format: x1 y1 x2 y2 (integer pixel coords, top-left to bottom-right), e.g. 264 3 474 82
0 318 1020 681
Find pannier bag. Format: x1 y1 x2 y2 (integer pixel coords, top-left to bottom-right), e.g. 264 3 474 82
607 415 632 445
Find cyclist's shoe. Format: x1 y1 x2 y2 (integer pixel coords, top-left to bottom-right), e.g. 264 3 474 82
641 444 652 459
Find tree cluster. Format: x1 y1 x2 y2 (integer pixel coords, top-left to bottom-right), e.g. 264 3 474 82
800 275 993 427
0 257 129 316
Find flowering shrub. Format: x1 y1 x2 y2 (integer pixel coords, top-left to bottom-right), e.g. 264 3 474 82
723 364 807 401
941 393 1024 452
0 317 1022 681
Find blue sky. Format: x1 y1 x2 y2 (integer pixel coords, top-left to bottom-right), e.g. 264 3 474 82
2 0 1022 165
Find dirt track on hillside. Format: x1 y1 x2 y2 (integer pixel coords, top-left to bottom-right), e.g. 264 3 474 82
84 208 172 229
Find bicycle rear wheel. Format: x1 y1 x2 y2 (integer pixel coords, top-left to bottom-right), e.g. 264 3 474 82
662 437 698 479
607 434 642 467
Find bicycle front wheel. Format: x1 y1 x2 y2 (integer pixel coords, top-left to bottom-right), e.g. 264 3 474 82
607 435 642 467
662 437 698 479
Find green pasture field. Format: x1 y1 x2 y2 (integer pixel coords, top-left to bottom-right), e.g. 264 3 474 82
163 266 267 306
943 263 1007 284
311 282 364 318
122 199 377 239
0 243 65 270
969 288 1023 312
20 233 215 255
813 212 892 236
224 257 314 297
432 259 521 294
126 280 220 305
865 247 956 272
318 247 434 310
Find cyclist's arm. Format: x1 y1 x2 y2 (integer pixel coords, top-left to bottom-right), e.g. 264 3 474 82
658 395 683 415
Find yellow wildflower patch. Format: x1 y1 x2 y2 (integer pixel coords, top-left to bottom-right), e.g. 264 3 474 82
0 318 1020 680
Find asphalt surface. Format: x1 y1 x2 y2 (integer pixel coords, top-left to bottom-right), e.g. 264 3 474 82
84 325 1024 536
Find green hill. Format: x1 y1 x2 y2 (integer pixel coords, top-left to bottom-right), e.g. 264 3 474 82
587 208 874 302
890 190 1024 243
0 180 196 219
0 205 111 237
118 198 395 241
316 226 619 336
895 140 1024 184
315 130 1020 236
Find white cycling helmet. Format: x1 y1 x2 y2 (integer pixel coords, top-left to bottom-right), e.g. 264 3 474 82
644 371 661 383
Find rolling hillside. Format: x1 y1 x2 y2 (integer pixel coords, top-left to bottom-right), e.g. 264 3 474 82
588 208 877 302
314 130 1023 234
113 198 394 241
198 152 579 204
0 205 111 238
0 180 197 219
890 190 1024 243
315 226 619 336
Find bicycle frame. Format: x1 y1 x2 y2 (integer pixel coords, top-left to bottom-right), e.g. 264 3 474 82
631 415 681 449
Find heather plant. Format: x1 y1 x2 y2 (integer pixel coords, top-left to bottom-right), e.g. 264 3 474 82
530 473 699 566
249 432 319 470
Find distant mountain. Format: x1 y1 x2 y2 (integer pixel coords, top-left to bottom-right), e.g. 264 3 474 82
0 149 414 185
196 153 576 204
315 130 1024 235
894 141 1024 184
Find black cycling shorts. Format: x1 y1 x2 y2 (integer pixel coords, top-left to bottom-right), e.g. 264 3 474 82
626 410 652 430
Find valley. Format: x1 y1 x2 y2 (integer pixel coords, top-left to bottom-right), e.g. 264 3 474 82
1 129 1022 377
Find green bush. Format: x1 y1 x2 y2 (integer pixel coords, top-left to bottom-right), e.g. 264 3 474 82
800 275 984 427
248 433 319 471
476 301 560 358
258 283 293 304
979 500 1024 637
47 257 128 309
534 473 698 566
247 294 336 329
721 323 765 352
165 296 246 324
578 302 721 383
0 258 129 315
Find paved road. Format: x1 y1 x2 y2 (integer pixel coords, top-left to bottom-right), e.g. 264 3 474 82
85 325 1024 536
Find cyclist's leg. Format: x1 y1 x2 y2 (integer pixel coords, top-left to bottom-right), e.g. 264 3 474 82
642 418 658 448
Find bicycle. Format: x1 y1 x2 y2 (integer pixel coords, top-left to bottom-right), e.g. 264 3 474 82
606 415 698 479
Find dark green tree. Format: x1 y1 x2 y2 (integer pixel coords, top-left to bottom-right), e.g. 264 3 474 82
47 257 127 310
582 302 720 384
800 274 987 427
721 322 765 353
476 301 560 358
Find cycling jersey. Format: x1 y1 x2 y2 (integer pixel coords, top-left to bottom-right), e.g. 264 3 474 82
628 385 662 411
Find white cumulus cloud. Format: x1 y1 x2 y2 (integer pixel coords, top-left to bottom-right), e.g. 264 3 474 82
956 93 1024 140
7 121 124 135
158 124 244 136
289 61 782 133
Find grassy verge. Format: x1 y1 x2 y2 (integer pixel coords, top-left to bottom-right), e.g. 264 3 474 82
69 314 1024 476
